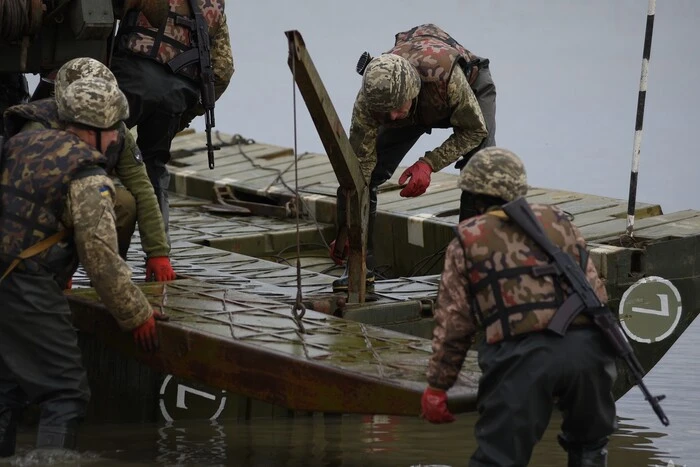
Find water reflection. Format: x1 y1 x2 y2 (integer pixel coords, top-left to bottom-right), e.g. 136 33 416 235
5 411 690 466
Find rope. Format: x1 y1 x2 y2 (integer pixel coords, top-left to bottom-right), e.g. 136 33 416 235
625 0 656 238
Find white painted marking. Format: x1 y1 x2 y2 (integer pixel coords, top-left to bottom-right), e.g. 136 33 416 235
176 385 216 409
619 276 682 343
407 213 434 247
631 293 669 316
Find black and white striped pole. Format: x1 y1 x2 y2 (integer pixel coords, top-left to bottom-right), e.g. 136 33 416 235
626 0 656 237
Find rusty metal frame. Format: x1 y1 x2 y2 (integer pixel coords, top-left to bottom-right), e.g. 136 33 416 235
285 30 369 304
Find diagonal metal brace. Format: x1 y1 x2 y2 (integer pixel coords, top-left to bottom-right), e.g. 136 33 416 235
285 30 369 304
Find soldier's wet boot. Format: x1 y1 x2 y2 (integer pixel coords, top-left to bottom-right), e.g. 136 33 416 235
560 435 608 467
0 407 20 458
36 423 77 451
332 186 377 293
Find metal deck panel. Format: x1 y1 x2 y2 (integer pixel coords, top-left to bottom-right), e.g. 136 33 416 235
68 280 478 415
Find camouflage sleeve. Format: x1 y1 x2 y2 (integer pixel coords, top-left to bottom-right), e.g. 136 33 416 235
113 131 170 258
66 174 153 331
348 90 380 182
571 223 609 304
212 12 234 100
419 66 487 172
427 238 478 390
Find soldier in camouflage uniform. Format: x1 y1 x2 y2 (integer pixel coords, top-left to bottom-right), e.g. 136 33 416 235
331 24 496 292
110 0 234 230
0 77 165 456
421 147 617 467
4 58 176 281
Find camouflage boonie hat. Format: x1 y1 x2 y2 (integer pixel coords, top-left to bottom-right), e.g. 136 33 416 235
362 54 421 112
459 147 528 201
57 77 129 129
55 58 116 103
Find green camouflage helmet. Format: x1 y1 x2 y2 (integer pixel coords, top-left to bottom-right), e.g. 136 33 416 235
57 77 129 129
459 147 528 201
361 54 421 112
54 57 116 103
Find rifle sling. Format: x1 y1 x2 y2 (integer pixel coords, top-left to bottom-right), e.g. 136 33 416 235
0 229 72 283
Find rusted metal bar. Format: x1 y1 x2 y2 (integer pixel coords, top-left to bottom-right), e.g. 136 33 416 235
285 30 369 304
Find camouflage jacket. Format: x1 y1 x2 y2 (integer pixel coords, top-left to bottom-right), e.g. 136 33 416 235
349 24 487 181
117 0 234 101
0 129 152 330
426 204 608 390
3 99 170 258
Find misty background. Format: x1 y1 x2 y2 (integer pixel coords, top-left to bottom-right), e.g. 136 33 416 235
24 1 699 212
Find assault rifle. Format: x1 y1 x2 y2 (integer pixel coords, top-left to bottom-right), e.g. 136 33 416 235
168 0 218 169
502 197 670 427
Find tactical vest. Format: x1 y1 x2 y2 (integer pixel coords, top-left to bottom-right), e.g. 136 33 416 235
0 129 108 281
116 0 225 80
3 98 62 138
388 24 479 127
454 205 590 343
4 99 123 173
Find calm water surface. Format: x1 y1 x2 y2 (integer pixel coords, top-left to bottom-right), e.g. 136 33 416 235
4 320 698 467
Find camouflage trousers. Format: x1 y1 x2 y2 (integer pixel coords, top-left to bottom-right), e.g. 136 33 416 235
469 328 617 466
111 55 199 235
0 271 90 455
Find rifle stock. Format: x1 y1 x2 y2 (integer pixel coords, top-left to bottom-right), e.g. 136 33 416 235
502 197 670 426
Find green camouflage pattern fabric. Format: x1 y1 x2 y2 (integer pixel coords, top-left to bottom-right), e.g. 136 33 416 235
459 147 528 201
3 97 62 138
0 129 152 330
0 129 109 275
56 77 129 129
65 174 153 330
349 24 487 181
54 57 116 104
389 24 474 122
362 54 421 113
120 0 234 98
7 99 170 258
426 204 608 390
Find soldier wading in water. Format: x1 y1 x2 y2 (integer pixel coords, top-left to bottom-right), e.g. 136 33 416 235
421 147 617 467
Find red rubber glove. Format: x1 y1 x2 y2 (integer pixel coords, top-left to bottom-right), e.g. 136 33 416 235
329 238 349 266
132 309 168 352
146 256 176 282
421 386 456 424
398 160 432 197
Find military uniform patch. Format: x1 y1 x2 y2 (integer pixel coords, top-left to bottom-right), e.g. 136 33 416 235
99 185 111 198
133 147 143 164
